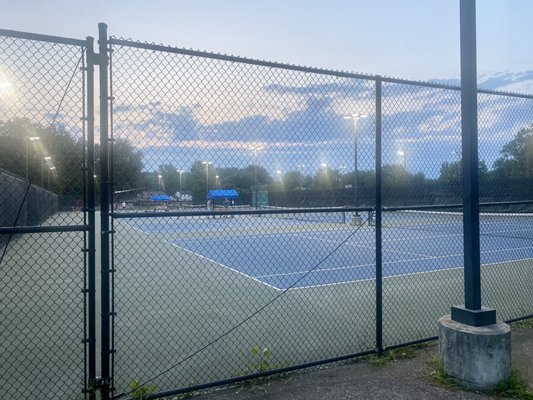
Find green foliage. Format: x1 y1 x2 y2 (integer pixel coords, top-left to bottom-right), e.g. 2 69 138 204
496 370 533 399
249 345 274 373
128 380 157 400
110 138 144 190
511 317 533 329
427 356 456 388
0 118 144 205
493 125 533 180
231 345 289 393
368 347 417 366
0 118 84 194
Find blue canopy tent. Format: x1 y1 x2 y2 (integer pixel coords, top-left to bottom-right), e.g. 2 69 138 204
207 190 239 199
151 194 173 202
207 190 239 208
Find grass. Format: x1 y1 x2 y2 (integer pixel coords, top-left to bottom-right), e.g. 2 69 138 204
427 356 457 389
366 342 433 366
511 317 533 329
495 370 533 400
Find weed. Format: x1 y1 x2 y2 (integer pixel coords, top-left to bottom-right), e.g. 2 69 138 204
232 345 289 392
495 370 533 400
128 380 157 400
367 347 418 366
427 356 456 388
511 317 533 329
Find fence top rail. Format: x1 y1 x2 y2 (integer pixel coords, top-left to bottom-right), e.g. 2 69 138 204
109 36 533 100
108 36 379 82
0 28 86 47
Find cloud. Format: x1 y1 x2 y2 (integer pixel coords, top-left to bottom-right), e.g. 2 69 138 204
111 70 532 176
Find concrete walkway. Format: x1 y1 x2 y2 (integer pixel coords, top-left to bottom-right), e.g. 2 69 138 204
198 327 532 400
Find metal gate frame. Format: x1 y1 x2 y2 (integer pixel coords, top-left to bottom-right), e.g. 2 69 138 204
0 28 96 399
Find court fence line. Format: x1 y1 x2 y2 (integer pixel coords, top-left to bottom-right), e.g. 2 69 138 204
0 24 532 400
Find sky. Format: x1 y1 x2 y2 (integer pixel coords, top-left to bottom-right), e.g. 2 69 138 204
1 0 532 179
1 0 532 83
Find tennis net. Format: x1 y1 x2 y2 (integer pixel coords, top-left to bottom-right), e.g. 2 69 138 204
259 206 349 224
384 209 533 240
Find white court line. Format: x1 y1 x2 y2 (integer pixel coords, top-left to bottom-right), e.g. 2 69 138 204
128 222 284 291
126 220 532 291
290 258 532 290
310 235 433 258
168 241 283 291
256 244 533 279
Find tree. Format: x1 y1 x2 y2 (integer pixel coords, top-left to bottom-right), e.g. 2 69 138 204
111 138 144 191
438 160 488 185
492 125 533 180
0 118 84 196
188 160 217 202
282 171 305 191
158 164 179 195
438 161 461 185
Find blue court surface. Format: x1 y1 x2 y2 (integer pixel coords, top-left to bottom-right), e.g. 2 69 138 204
130 216 533 290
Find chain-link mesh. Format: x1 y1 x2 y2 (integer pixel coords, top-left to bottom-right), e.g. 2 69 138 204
0 33 89 399
2 25 532 400
107 38 533 397
380 82 465 346
478 92 533 322
109 39 377 396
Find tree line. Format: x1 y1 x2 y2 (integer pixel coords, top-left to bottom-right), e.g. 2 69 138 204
1 118 531 207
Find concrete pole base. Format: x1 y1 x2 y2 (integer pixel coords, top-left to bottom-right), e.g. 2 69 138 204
438 315 511 392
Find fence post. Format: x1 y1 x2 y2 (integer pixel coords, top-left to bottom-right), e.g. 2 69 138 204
98 22 112 400
85 35 97 400
375 78 383 355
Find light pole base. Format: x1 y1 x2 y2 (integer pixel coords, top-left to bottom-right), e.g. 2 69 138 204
451 305 496 327
439 315 511 392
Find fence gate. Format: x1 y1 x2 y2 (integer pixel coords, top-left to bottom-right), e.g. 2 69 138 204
0 30 95 399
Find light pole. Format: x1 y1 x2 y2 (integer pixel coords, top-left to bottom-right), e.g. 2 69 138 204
344 114 368 214
397 149 406 171
250 146 264 208
176 169 184 194
339 164 347 186
297 163 305 189
158 174 162 191
26 136 40 180
48 166 56 189
453 150 461 182
202 161 212 200
215 175 220 189
43 156 51 187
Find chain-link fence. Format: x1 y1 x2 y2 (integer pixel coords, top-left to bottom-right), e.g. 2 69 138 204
0 30 91 399
1 24 532 400
107 36 533 399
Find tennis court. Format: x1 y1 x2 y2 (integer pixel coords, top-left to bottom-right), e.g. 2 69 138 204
128 209 533 290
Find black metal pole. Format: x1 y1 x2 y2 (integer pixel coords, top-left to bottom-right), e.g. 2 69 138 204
354 119 358 214
86 35 97 399
375 79 383 355
98 22 112 400
451 0 495 326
